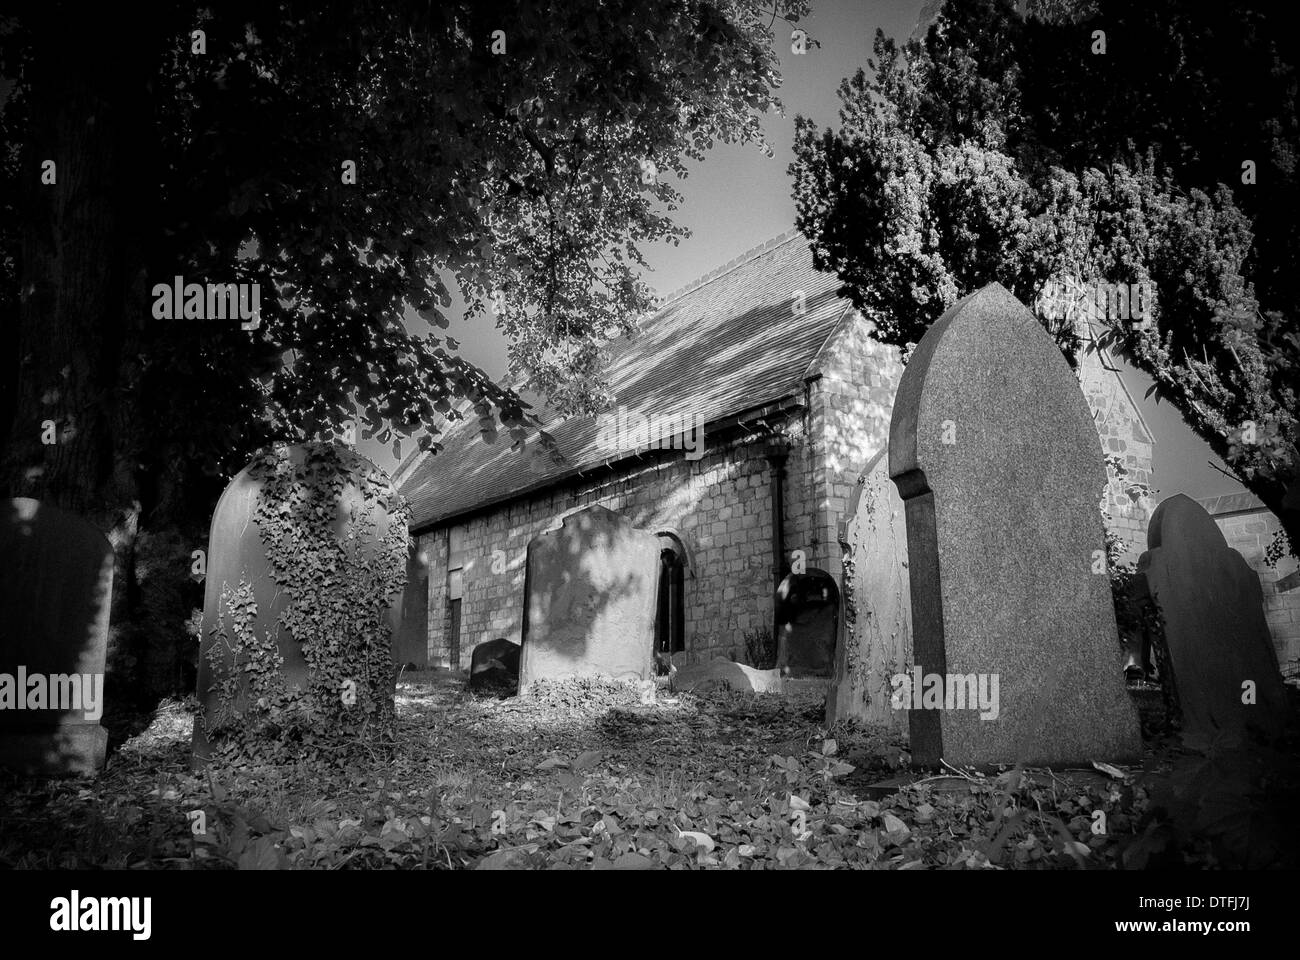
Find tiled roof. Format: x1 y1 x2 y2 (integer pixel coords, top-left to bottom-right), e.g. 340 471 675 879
1196 491 1266 517
399 231 854 530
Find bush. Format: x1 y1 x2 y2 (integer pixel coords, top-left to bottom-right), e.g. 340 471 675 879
742 625 777 670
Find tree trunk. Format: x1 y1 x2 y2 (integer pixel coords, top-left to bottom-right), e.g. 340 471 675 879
4 7 174 706
4 8 153 514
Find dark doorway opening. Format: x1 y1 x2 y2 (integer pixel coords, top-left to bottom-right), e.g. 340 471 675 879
655 545 685 655
775 569 839 677
448 597 462 670
395 542 430 669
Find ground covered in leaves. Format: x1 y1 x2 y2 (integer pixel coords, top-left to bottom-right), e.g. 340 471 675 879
1 672 1297 870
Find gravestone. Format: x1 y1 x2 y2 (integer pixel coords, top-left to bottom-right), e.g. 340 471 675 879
672 659 783 694
1138 494 1287 745
469 638 520 691
828 450 911 733
518 505 658 695
191 444 405 763
888 282 1141 767
0 498 113 776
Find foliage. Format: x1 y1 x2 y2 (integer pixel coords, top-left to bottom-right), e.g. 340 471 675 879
789 0 1300 554
1099 454 1175 729
1 0 812 506
199 444 409 762
1264 528 1291 570
1 2 811 701
742 625 778 670
3 675 1296 870
106 526 205 707
1105 529 1176 730
203 581 290 742
1123 736 1300 870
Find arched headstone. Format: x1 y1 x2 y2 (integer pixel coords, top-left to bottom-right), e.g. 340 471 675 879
888 282 1141 767
191 444 406 763
518 505 658 695
0 498 113 776
1138 494 1287 746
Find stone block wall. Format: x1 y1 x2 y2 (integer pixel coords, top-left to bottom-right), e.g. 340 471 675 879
811 309 905 574
813 310 1150 568
417 418 821 670
1199 493 1300 674
414 313 1157 678
1077 321 1155 564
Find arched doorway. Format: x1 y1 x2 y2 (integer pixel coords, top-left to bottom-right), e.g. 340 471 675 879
775 568 839 677
655 534 687 656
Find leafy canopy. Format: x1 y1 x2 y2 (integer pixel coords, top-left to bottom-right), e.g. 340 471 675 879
790 0 1299 553
1 0 809 492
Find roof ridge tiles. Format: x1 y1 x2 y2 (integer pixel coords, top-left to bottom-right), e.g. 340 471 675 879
654 229 804 309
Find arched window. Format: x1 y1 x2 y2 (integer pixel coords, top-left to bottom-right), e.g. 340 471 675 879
655 536 686 654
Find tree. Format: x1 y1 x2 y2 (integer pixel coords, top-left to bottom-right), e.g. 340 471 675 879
0 1 808 701
790 0 1299 558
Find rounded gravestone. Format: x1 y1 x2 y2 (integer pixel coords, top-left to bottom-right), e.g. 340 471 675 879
0 498 113 776
888 282 1141 767
1138 494 1288 747
191 444 408 764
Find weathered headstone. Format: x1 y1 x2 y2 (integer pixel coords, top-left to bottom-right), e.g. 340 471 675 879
1138 494 1288 745
888 282 1141 767
518 505 658 695
469 638 520 691
1 498 113 776
828 450 911 733
191 444 405 763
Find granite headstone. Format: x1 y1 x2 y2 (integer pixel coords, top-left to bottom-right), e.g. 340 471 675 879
888 282 1141 766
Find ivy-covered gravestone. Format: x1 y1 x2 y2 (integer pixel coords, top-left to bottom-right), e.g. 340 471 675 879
191 444 409 765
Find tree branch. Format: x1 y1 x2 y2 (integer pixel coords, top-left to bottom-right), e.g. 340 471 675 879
1207 459 1243 485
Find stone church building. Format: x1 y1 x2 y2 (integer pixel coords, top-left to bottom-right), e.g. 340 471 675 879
393 231 1154 673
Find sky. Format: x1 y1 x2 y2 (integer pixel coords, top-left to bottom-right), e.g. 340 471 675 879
372 0 1243 504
